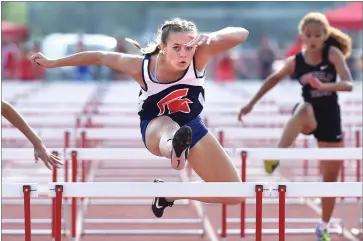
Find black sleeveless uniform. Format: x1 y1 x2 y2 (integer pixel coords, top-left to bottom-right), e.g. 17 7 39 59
292 44 342 143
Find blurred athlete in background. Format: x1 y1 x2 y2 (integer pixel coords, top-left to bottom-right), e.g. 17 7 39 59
238 12 353 241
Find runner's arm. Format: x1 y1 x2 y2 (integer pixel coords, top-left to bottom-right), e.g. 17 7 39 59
49 51 143 77
248 56 295 106
1 100 43 148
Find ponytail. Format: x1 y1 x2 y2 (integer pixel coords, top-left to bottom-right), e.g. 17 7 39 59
125 38 161 55
325 27 352 58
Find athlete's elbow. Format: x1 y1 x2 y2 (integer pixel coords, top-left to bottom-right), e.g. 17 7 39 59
1 100 10 116
343 81 353 92
238 28 249 42
229 27 249 43
95 51 107 65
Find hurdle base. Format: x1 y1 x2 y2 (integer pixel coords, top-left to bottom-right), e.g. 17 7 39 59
82 229 204 235
218 227 343 235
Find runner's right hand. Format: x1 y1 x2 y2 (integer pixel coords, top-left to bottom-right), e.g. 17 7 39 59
29 52 55 68
238 103 253 121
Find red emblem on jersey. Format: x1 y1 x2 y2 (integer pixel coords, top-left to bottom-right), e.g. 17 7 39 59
157 88 193 116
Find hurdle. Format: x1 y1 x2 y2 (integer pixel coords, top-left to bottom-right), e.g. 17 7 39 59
1 115 82 128
2 146 196 238
5 82 44 105
73 125 361 149
216 127 362 178
220 148 362 239
1 128 77 149
64 148 203 241
3 146 362 239
2 181 362 241
84 114 362 129
60 147 363 240
66 132 195 239
1 183 42 237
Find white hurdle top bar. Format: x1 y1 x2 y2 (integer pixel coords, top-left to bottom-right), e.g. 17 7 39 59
2 183 39 197
48 182 362 198
2 148 64 160
66 147 362 160
2 182 361 198
48 182 269 198
237 147 362 160
68 147 361 160
2 148 362 160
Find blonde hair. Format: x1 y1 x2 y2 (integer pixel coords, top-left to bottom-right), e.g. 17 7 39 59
299 12 352 57
126 18 198 55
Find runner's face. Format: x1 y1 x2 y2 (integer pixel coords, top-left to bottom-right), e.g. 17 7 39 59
301 22 327 53
162 31 197 71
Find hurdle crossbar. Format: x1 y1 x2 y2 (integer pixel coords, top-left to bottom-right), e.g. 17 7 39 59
47 182 362 198
3 146 362 240
48 182 269 197
2 147 362 160
69 147 362 160
1 198 190 205
43 181 361 241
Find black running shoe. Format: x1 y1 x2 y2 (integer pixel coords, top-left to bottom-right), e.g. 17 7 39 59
170 126 192 170
151 179 174 218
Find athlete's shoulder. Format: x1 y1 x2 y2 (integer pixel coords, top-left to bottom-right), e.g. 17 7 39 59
286 54 296 63
327 45 345 64
284 55 297 71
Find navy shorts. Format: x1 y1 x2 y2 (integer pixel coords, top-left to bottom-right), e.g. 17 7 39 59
140 115 208 149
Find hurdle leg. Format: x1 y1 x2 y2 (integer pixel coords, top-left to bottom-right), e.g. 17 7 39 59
218 130 228 241
278 185 286 241
255 185 263 241
240 151 247 239
302 139 309 180
199 203 207 237
23 185 31 241
51 151 59 239
221 204 227 240
71 151 78 240
339 135 346 234
355 129 361 234
55 185 64 241
81 131 87 237
52 166 57 239
63 132 71 236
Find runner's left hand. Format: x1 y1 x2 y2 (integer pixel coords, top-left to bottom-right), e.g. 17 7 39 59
185 33 215 47
302 75 323 89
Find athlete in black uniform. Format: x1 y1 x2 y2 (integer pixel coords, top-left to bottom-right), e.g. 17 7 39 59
238 12 353 241
30 18 249 218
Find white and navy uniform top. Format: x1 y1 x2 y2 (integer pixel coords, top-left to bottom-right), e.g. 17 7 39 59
138 54 206 126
